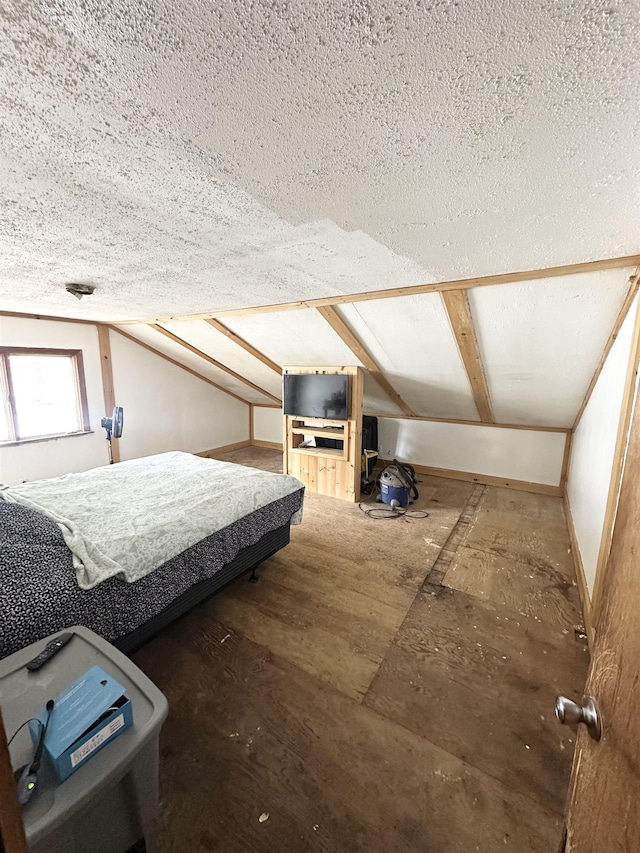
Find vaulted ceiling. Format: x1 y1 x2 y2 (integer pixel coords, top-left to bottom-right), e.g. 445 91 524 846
112 263 636 428
1 1 638 428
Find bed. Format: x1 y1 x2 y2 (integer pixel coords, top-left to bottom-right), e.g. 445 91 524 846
0 452 304 659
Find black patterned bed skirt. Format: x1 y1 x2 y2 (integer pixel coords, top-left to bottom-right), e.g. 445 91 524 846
0 489 303 660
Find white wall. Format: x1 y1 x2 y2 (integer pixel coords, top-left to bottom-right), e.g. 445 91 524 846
566 296 638 597
0 318 109 483
249 402 566 486
0 318 249 484
253 406 282 444
110 331 248 461
470 271 631 427
378 418 567 487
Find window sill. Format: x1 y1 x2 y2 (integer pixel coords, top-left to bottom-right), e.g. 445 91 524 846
0 430 95 448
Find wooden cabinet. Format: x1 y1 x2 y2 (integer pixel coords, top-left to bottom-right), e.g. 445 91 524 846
283 366 364 502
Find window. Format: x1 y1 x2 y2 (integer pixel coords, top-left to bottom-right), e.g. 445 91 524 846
0 348 90 443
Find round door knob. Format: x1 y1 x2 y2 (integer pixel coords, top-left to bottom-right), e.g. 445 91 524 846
555 695 602 741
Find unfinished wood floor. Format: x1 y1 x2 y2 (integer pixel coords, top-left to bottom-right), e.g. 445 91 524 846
134 447 589 853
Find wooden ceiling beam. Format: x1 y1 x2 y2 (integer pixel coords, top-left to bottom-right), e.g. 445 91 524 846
316 305 415 417
204 318 281 374
2 254 637 327
441 289 494 423
364 412 570 432
150 324 280 404
0 310 107 325
572 268 640 431
109 326 251 406
115 253 640 325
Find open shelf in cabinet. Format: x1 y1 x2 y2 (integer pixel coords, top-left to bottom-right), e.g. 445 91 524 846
282 367 364 502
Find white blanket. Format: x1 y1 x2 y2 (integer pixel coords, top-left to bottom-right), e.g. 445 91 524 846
0 452 304 590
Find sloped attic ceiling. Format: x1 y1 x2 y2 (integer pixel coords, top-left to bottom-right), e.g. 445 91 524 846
114 264 634 428
1 2 639 430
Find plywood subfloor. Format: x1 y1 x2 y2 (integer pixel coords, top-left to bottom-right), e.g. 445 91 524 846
133 447 589 853
442 487 585 628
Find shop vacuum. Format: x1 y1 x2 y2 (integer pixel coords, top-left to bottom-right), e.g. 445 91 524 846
378 459 419 507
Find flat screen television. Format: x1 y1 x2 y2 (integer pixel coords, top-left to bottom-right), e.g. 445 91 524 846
283 373 349 421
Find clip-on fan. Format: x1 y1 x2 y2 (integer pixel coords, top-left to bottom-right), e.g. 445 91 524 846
101 406 124 464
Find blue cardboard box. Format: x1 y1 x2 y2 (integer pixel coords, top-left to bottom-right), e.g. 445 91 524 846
29 665 133 782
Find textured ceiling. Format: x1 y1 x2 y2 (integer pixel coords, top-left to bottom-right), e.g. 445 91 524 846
1 1 639 320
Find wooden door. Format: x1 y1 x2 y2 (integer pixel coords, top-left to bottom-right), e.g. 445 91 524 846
0 709 28 853
563 382 640 851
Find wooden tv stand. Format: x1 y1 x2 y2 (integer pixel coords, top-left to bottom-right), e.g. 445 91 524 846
283 366 364 502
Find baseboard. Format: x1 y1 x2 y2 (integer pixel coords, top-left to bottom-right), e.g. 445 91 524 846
198 439 282 456
197 439 252 457
562 492 594 646
378 460 562 497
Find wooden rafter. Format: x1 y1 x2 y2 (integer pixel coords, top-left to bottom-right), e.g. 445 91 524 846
97 326 121 463
363 412 569 433
316 305 415 417
204 318 281 374
572 268 640 431
115 253 640 325
110 326 251 405
2 254 637 329
150 325 280 404
441 289 494 423
0 310 99 325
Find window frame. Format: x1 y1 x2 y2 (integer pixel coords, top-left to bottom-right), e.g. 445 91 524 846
0 347 91 444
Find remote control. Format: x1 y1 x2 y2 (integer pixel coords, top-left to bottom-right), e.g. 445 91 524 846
26 632 75 671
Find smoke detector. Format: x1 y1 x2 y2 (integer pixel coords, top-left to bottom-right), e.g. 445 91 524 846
65 282 95 301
